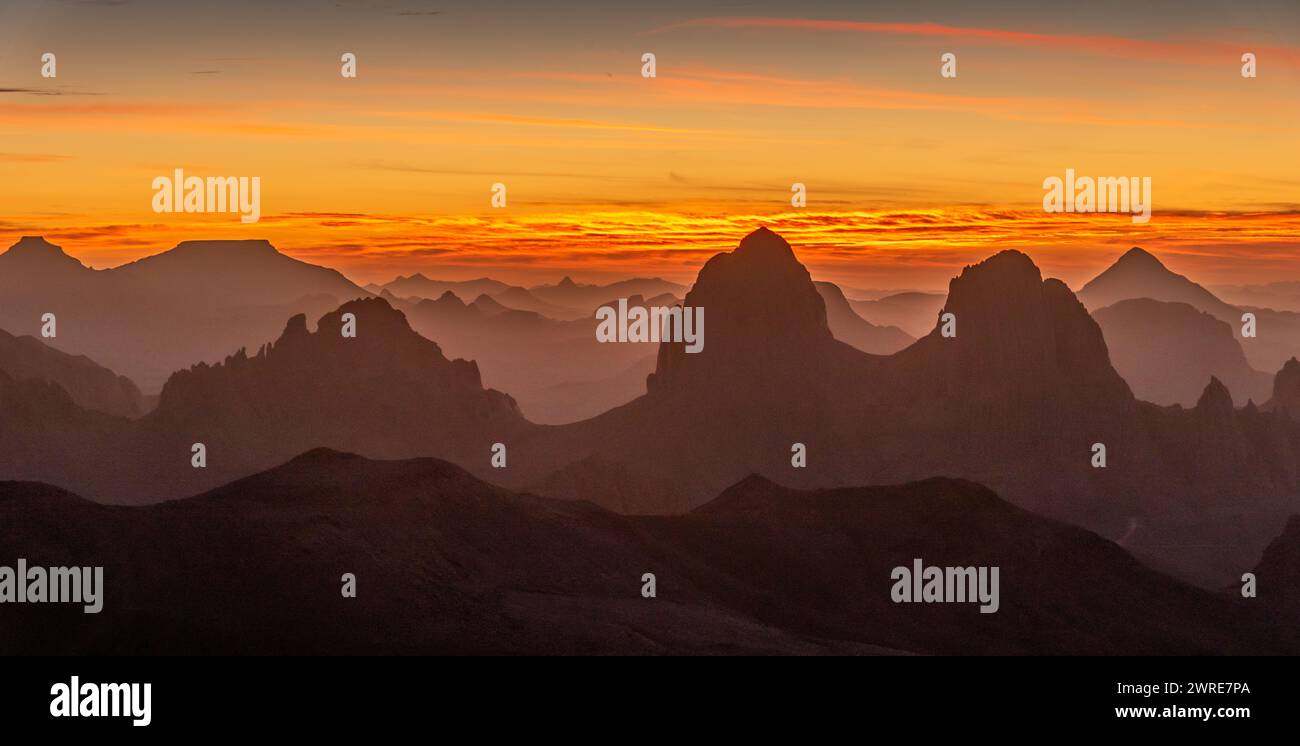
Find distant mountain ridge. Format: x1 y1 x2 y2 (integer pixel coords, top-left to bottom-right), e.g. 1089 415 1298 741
0 328 144 417
1079 246 1300 374
374 272 690 321
0 236 369 391
1093 298 1271 407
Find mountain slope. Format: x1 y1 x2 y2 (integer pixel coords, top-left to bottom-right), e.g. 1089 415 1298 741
0 328 145 417
379 274 510 301
110 239 365 308
849 291 946 338
500 229 1300 589
0 237 367 391
1093 298 1271 407
0 450 1286 655
1077 246 1300 373
1252 515 1300 616
1078 247 1239 320
529 276 689 317
814 281 914 354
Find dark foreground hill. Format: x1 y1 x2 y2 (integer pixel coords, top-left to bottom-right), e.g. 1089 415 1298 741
0 450 1287 655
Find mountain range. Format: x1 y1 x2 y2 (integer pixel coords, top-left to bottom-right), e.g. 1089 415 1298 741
4 228 1300 591
1 449 1291 655
0 237 365 392
1079 246 1300 376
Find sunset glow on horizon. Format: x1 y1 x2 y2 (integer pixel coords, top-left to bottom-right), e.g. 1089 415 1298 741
3 0 1298 289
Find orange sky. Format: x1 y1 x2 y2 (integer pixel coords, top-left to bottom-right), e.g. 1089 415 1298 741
2 1 1299 289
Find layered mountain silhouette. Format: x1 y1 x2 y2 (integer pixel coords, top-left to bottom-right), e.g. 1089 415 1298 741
0 297 528 503
528 275 688 317
377 273 688 321
1252 515 1300 617
5 228 1300 589
1079 247 1238 319
402 291 653 423
849 291 947 338
0 449 1288 655
1214 281 1300 313
1265 358 1300 415
0 236 367 391
0 328 144 417
380 274 511 302
1079 246 1300 374
495 228 1300 586
1093 298 1271 407
814 281 914 354
591 293 682 316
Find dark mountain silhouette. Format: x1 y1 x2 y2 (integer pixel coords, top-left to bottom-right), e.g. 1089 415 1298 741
0 235 91 275
379 274 510 301
6 228 1300 589
1252 515 1300 616
110 239 363 308
0 450 1287 655
591 293 683 317
492 286 583 319
529 275 688 317
849 291 946 338
0 369 129 495
0 328 145 417
377 274 689 321
470 293 510 315
135 296 527 500
404 293 654 424
0 297 529 503
1265 357 1300 416
1093 298 1271 406
0 237 367 391
1078 247 1300 373
814 281 914 354
1079 247 1237 319
495 229 1300 588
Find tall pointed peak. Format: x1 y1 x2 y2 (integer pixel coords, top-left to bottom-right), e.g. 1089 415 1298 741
557 275 578 287
1115 246 1165 269
1196 376 1234 417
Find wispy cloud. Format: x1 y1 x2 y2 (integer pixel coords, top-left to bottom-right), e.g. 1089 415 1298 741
0 87 102 97
656 17 1300 66
16 208 1300 287
0 152 71 163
